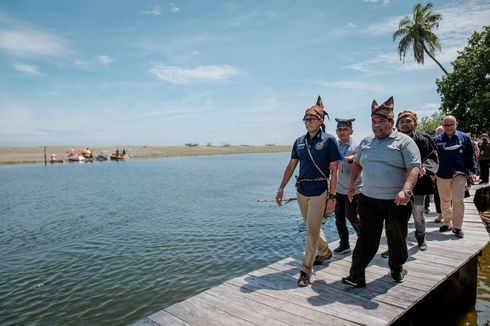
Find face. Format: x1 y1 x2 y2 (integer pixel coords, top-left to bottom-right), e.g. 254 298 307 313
482 135 488 142
371 115 393 139
336 126 353 142
442 117 457 137
303 115 323 133
397 116 416 135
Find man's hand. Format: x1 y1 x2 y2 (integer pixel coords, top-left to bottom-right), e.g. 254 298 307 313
325 198 336 213
419 167 426 177
348 186 355 203
395 191 411 206
275 191 283 206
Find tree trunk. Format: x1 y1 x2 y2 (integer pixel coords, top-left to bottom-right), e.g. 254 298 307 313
423 44 449 76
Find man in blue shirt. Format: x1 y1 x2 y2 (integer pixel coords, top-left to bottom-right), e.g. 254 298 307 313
341 97 421 287
276 96 341 287
433 115 477 238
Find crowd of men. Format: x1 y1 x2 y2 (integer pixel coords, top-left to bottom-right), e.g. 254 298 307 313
276 96 485 287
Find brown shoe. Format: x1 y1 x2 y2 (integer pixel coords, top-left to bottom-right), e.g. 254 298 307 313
313 249 333 265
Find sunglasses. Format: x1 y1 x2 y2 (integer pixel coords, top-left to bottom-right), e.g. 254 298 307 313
443 124 455 127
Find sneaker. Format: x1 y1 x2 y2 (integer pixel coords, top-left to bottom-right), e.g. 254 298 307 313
381 250 389 258
333 245 351 255
313 249 333 265
341 275 366 288
391 270 405 283
298 271 311 287
418 242 427 251
453 228 464 238
439 225 452 232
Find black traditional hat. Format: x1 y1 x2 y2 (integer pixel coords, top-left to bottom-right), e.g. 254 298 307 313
335 118 355 128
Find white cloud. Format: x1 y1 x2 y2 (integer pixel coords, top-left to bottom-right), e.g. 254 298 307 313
149 64 240 84
364 0 379 2
346 23 357 29
365 16 402 35
169 3 180 12
383 0 391 6
97 55 113 65
141 5 161 16
419 103 440 112
13 63 42 75
321 80 383 93
0 28 71 57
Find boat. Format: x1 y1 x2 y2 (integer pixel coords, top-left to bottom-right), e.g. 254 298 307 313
68 150 85 162
96 152 108 161
49 154 64 164
81 148 94 159
110 148 129 160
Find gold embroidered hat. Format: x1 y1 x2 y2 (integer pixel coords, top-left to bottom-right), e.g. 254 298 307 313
371 96 394 120
304 95 329 120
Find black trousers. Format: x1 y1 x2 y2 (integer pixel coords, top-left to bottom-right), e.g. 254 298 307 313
480 160 489 183
335 193 361 247
350 194 412 279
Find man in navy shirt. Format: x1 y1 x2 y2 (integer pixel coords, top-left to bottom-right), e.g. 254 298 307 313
434 115 477 238
276 96 340 287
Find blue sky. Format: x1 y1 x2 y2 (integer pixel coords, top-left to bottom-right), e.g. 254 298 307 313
0 0 488 146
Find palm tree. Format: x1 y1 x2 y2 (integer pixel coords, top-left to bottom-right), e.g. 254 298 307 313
393 2 448 75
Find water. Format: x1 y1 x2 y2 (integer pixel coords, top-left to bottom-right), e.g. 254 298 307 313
0 153 339 325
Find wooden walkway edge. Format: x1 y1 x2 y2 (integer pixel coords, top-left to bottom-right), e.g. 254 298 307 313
133 186 490 326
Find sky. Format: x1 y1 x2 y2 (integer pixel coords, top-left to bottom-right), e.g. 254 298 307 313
0 0 489 147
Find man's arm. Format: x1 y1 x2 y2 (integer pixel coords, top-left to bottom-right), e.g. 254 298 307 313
325 160 339 213
395 165 420 205
276 158 299 206
347 160 363 202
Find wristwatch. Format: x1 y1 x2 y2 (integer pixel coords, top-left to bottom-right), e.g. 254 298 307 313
403 189 413 197
328 193 337 200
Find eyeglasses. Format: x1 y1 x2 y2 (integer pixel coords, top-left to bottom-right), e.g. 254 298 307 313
443 124 455 127
336 127 351 132
303 117 320 122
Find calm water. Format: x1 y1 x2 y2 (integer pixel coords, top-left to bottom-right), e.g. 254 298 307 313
1 153 488 325
0 153 339 325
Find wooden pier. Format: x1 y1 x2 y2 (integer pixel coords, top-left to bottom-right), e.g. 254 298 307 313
134 187 489 325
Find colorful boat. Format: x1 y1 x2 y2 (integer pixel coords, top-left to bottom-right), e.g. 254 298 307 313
68 150 85 162
110 148 129 160
81 148 94 159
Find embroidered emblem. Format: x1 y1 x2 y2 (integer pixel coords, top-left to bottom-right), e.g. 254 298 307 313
298 143 305 149
315 142 324 150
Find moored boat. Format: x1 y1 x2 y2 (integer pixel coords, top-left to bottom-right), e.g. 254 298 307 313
110 148 129 160
96 152 108 161
68 150 85 162
49 154 64 164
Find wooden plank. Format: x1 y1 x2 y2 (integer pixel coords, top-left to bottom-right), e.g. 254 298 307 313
165 296 254 326
147 311 191 326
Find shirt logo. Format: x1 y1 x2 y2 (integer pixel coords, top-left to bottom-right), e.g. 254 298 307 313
298 143 305 149
315 142 324 150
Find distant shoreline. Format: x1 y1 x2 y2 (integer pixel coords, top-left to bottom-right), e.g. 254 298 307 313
0 145 291 165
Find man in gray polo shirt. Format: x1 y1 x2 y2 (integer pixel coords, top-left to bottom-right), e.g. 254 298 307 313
341 96 421 287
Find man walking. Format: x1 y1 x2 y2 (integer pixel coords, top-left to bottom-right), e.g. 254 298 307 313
333 118 361 255
434 116 478 238
341 97 421 287
276 96 341 287
396 110 438 251
479 133 490 184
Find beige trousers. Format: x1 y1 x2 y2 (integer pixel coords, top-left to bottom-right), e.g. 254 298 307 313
437 175 467 229
297 190 330 274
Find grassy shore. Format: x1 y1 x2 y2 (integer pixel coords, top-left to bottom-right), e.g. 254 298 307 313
0 145 291 165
